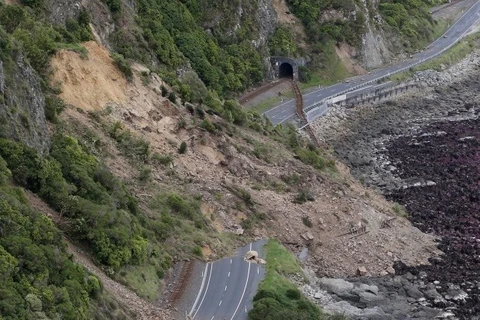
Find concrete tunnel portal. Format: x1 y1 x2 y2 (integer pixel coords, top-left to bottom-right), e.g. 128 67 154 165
271 56 300 81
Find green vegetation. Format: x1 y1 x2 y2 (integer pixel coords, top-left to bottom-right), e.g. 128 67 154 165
249 96 283 114
269 26 297 56
298 41 352 89
293 190 315 204
178 141 188 154
392 202 408 217
296 147 336 171
0 155 104 319
0 4 91 75
249 240 329 320
111 52 133 81
287 0 365 47
108 122 151 162
379 0 446 49
390 32 480 82
0 134 214 291
110 0 264 97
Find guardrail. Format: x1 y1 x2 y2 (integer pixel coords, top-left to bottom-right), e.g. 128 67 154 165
304 16 480 118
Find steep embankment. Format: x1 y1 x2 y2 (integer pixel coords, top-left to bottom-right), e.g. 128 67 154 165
53 41 440 280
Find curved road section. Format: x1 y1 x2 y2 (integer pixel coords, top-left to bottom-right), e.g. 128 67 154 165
188 239 267 320
263 1 480 125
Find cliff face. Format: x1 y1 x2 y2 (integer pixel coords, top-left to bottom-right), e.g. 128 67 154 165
0 53 49 154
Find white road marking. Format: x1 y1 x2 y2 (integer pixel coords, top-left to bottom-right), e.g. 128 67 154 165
228 271 230 277
211 317 215 320
192 263 213 319
230 259 232 264
219 300 222 306
245 306 248 313
189 263 209 316
225 286 228 291
257 267 259 274
230 243 253 320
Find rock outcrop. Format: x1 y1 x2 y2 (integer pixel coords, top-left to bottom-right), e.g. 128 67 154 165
0 53 49 154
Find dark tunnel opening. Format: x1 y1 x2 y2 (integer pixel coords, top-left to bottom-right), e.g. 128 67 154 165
279 62 294 78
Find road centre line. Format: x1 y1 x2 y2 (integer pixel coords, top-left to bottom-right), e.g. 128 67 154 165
230 243 253 320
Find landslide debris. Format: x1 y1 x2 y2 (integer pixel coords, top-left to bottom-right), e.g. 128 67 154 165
52 40 441 284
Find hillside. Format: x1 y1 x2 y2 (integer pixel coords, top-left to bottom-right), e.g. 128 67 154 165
0 0 450 319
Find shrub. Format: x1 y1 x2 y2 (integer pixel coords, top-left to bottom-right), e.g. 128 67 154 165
138 167 152 182
178 141 187 154
192 245 202 256
200 119 215 133
168 92 177 104
111 53 133 80
151 153 173 166
286 288 301 300
44 95 66 122
160 85 169 97
293 190 315 204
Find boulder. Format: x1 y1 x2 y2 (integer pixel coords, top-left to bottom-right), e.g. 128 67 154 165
244 251 258 261
324 301 387 319
319 278 354 297
404 285 423 299
353 283 379 296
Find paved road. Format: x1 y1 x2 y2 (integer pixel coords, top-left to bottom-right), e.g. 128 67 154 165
263 1 480 125
188 239 267 320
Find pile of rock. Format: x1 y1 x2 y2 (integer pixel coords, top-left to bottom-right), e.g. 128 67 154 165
244 250 266 264
302 272 468 320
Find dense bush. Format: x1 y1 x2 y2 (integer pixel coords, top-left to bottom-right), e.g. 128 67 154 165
131 0 264 96
269 26 297 56
0 137 153 271
286 0 365 48
379 0 443 46
0 5 92 74
0 155 98 319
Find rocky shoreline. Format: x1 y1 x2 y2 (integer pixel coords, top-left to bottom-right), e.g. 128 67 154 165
303 51 480 319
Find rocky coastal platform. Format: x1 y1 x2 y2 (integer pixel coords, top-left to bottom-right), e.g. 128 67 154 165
303 51 480 319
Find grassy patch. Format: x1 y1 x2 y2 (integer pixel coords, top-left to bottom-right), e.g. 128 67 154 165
392 202 408 218
55 42 89 59
249 240 333 320
117 264 162 300
299 43 351 90
263 239 304 277
250 96 283 114
390 32 480 83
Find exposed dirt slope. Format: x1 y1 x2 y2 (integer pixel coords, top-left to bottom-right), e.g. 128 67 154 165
52 40 441 283
51 41 128 111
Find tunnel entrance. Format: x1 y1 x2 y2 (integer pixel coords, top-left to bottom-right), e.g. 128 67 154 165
279 62 294 78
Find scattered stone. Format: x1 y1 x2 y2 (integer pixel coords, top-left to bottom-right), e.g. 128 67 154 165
235 227 244 235
386 266 395 275
302 232 314 241
357 266 368 276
